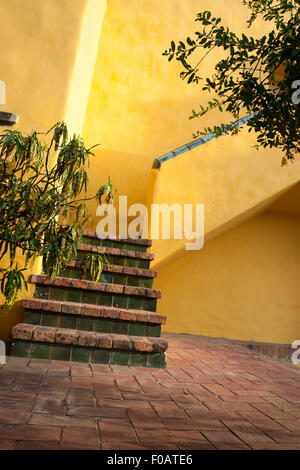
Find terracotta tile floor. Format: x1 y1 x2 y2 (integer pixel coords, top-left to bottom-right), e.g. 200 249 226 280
1 333 300 450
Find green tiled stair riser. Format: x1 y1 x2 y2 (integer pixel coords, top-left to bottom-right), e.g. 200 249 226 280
10 340 166 367
76 251 150 270
33 285 157 311
24 310 162 337
60 267 153 289
81 236 147 253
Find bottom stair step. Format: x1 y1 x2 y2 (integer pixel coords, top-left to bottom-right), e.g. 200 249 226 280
10 323 168 368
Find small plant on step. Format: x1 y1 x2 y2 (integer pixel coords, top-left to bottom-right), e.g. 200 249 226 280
0 122 116 309
80 251 111 283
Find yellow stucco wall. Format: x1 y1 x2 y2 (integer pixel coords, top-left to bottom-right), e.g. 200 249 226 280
0 0 106 340
1 0 90 133
149 127 300 269
82 0 271 219
64 0 107 136
156 211 300 344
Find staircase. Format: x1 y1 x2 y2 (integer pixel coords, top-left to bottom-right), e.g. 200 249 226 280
10 231 168 367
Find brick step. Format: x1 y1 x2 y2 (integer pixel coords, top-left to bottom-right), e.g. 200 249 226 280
82 231 152 250
23 298 166 337
23 298 166 324
62 260 156 289
31 274 160 312
10 323 167 367
77 244 154 270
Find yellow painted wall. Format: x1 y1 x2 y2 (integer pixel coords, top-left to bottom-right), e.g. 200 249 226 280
0 0 107 341
0 0 97 133
149 127 300 269
155 211 300 344
82 0 271 220
64 0 107 136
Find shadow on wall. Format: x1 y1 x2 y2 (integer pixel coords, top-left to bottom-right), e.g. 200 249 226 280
155 210 300 344
85 149 153 222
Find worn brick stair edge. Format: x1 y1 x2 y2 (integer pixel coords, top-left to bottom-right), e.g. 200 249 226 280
30 275 161 299
11 324 168 353
83 231 152 247
23 298 166 325
68 260 157 279
78 244 154 261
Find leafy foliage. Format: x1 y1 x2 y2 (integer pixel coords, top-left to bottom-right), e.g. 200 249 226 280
80 252 111 283
0 122 115 309
163 0 300 165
